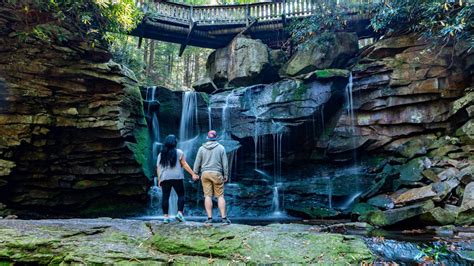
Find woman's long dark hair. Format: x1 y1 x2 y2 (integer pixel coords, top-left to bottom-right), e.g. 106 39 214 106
159 135 178 168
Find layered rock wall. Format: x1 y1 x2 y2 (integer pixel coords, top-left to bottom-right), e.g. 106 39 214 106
0 4 150 216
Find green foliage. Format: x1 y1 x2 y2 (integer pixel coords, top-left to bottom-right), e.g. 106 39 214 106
286 1 348 49
5 0 143 45
371 0 474 48
415 242 450 263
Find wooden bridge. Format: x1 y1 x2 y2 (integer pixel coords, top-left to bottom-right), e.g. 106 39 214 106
130 0 384 55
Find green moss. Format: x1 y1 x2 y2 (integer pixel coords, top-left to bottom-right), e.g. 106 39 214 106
312 69 350 79
364 210 389 227
123 84 153 179
127 127 152 179
150 227 242 259
271 87 279 102
158 101 175 116
199 92 210 106
294 82 308 102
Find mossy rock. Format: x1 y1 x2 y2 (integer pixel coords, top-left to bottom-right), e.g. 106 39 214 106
303 68 350 80
149 223 373 264
285 206 340 219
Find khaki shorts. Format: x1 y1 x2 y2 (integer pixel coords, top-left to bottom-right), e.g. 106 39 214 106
201 172 224 197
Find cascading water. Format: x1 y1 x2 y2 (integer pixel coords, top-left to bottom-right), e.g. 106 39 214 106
344 73 362 207
271 186 280 214
324 176 333 209
345 72 357 161
221 90 234 140
178 91 199 159
208 106 212 131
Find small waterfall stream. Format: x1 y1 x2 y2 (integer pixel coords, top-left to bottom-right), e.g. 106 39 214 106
179 91 199 159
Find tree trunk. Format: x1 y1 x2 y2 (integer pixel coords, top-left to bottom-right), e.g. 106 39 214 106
194 51 201 82
143 39 148 76
147 40 155 76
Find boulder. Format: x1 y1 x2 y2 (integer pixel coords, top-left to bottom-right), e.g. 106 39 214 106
393 179 459 205
456 182 474 226
420 206 457 225
209 78 337 138
456 119 474 145
399 157 426 182
192 77 217 93
286 206 340 219
281 32 358 76
363 200 435 227
367 194 394 209
206 36 279 87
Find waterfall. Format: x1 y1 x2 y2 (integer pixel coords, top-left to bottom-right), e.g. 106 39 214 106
178 91 199 159
345 72 357 160
324 176 333 209
221 90 234 139
208 106 212 131
320 105 325 131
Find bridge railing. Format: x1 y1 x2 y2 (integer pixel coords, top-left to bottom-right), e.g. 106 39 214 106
151 0 470 26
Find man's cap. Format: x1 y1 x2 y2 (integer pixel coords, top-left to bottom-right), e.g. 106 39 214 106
207 130 217 140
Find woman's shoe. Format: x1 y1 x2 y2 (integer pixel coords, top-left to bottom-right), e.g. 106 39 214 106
176 212 186 222
204 218 213 226
163 217 171 224
221 217 231 225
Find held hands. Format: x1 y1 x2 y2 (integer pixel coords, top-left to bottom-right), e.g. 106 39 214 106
192 173 200 181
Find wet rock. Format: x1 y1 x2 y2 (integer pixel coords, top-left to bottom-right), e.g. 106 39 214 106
281 32 358 76
209 78 337 138
363 200 434 227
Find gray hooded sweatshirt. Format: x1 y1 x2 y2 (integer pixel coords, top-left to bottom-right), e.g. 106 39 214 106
193 141 228 179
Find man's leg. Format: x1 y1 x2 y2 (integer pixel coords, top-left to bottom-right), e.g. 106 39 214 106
201 173 214 219
217 196 226 218
213 173 226 219
204 196 213 218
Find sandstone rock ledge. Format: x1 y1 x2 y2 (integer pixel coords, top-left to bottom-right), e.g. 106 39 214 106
0 219 374 264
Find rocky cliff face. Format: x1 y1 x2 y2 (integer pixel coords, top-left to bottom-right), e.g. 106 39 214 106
323 34 471 157
0 5 150 217
185 32 473 223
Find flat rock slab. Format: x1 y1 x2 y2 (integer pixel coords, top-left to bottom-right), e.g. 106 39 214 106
0 219 374 264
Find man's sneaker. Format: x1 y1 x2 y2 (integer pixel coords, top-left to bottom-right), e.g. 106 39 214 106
163 217 171 224
204 218 213 226
176 212 186 222
221 217 231 225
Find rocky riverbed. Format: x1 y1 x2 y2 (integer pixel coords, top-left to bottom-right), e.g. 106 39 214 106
0 218 473 264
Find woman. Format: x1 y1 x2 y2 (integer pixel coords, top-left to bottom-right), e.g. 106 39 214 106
157 135 199 223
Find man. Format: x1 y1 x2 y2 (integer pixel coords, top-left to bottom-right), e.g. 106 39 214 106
193 130 230 225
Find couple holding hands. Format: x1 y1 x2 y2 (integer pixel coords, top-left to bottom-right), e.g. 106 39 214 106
156 130 230 225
